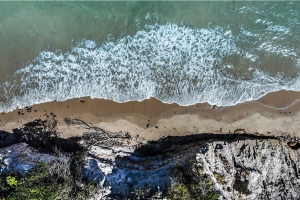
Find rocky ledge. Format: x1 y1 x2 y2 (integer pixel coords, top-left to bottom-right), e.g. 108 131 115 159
1 131 300 199
197 139 300 199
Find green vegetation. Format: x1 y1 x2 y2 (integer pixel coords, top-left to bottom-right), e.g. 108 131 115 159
5 176 18 188
1 116 134 199
213 173 226 185
2 116 221 199
130 186 151 200
233 173 250 195
0 161 97 200
1 117 100 199
169 183 190 200
167 164 219 200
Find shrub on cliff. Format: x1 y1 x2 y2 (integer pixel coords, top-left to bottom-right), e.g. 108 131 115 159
3 117 102 199
167 163 219 200
233 172 251 195
0 161 98 200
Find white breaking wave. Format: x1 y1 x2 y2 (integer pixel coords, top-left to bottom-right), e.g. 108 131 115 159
0 23 299 112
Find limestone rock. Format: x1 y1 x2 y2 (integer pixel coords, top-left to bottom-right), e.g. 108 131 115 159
197 139 300 199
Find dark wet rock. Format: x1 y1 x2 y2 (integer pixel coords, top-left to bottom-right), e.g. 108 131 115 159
84 159 105 185
215 143 223 149
200 146 209 154
0 143 55 176
25 106 32 112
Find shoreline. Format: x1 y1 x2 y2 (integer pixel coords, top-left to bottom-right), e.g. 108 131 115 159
1 89 300 141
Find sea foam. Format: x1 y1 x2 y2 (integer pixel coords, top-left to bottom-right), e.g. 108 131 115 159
0 23 299 112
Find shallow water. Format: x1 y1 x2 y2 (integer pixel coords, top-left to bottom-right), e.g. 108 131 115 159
0 1 300 112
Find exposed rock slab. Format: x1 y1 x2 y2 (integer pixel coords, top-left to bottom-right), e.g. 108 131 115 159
197 139 300 199
0 142 55 176
1 136 300 199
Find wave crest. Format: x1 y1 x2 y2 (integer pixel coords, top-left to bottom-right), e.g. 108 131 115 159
0 24 298 112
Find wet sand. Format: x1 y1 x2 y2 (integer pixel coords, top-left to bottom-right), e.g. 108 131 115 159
1 89 300 141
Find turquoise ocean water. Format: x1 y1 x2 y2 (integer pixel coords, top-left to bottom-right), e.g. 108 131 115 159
0 1 300 112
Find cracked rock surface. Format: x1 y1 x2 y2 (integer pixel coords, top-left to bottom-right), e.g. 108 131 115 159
197 139 300 199
1 136 300 199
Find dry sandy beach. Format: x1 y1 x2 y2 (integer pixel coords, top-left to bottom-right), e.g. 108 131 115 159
1 89 300 141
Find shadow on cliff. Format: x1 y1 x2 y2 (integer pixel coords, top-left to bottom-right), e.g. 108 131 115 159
1 117 300 199
110 132 289 198
132 132 280 157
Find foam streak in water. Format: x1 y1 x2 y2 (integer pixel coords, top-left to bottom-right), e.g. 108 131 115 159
0 24 298 112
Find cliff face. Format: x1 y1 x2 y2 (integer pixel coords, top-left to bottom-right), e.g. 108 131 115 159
86 137 300 199
196 139 300 199
1 136 300 199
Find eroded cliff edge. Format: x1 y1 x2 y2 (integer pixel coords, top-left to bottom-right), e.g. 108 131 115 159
1 120 300 199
